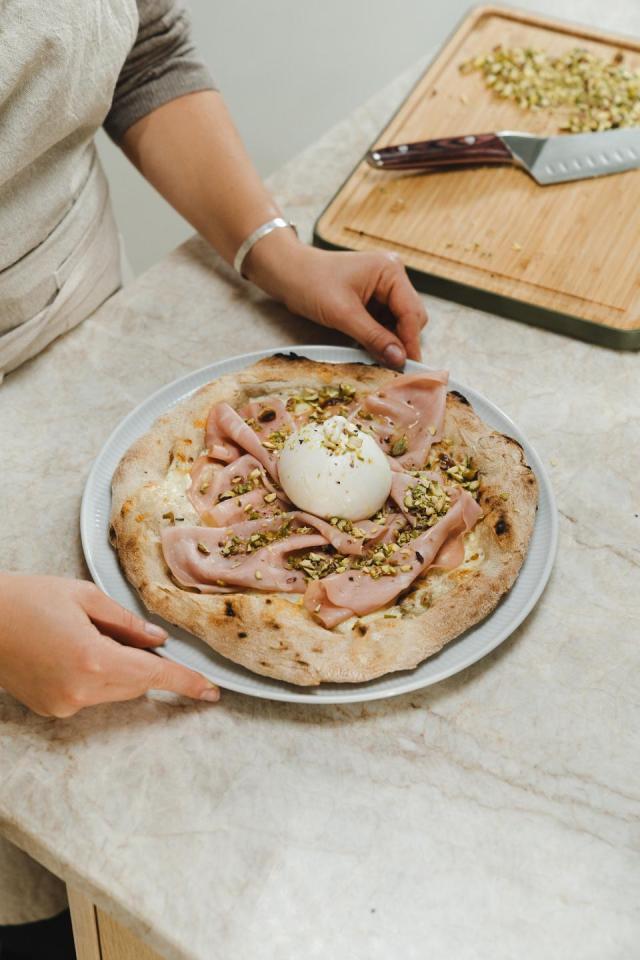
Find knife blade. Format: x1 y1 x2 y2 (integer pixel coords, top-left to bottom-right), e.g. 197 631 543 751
366 128 640 185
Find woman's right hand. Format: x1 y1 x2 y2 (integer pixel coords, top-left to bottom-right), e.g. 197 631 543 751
0 573 220 717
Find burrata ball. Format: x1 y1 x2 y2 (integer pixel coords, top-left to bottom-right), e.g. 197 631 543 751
278 415 392 520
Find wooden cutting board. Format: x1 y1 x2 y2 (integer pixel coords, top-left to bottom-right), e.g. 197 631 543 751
314 5 640 349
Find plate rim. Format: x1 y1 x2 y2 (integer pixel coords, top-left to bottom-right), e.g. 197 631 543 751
81 345 558 705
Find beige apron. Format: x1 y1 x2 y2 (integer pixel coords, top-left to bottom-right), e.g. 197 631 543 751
0 154 125 381
0 0 138 924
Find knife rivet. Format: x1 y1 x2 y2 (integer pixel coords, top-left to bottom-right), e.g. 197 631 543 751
463 135 476 145
371 152 381 161
398 144 409 153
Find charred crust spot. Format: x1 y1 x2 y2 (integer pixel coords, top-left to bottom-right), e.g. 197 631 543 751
495 517 509 536
273 351 308 362
259 660 270 667
266 620 281 630
505 434 524 451
449 390 470 406
394 587 414 605
258 407 277 423
265 598 272 605
224 601 235 617
500 433 525 456
354 622 368 636
237 631 247 638
295 657 310 667
108 524 117 546
311 645 323 654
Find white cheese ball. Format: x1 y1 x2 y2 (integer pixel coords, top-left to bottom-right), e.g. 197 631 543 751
278 415 392 521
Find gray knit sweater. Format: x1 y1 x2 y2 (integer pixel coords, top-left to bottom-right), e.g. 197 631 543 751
105 0 216 141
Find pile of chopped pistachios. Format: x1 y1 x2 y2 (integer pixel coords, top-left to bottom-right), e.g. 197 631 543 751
285 382 358 421
320 418 365 458
425 452 481 497
288 539 416 581
459 45 640 132
288 550 348 580
329 517 367 537
402 478 452 530
261 428 291 451
220 519 310 557
216 466 263 500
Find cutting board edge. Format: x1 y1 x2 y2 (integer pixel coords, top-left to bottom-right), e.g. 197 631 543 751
313 225 640 351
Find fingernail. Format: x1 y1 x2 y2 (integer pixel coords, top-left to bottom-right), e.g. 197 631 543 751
383 344 405 368
200 687 220 702
145 622 168 640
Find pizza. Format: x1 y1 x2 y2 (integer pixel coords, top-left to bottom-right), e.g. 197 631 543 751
110 354 538 686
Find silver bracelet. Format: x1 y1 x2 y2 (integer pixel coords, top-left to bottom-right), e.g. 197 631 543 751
233 217 298 277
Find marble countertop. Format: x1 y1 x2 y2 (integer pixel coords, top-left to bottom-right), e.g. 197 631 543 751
1 1 639 957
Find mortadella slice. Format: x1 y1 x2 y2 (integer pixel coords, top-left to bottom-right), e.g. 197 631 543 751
304 489 482 627
162 518 327 594
359 370 449 469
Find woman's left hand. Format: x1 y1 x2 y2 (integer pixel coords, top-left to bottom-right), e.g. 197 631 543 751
245 234 428 369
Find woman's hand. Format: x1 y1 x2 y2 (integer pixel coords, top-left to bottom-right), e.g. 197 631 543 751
245 233 428 368
0 574 220 717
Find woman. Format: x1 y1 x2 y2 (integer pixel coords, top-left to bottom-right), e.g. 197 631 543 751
0 1 426 953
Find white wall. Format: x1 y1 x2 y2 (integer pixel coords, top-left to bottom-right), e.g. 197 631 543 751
98 0 473 274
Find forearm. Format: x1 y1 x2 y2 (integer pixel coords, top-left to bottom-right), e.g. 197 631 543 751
119 87 427 366
120 89 300 285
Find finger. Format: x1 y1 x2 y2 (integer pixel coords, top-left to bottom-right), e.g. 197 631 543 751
373 255 427 362
123 646 221 701
337 294 407 369
78 582 168 648
82 642 221 705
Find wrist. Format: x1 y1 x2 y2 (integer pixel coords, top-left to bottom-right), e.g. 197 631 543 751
242 226 309 304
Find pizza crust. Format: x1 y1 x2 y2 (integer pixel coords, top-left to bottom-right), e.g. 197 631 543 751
110 355 538 686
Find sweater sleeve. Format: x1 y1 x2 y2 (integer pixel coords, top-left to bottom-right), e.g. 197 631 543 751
104 0 216 142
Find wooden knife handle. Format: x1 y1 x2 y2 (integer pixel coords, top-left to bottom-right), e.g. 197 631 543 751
366 133 513 171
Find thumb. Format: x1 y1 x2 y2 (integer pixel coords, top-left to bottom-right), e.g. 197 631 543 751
339 296 407 369
79 582 168 648
147 655 220 702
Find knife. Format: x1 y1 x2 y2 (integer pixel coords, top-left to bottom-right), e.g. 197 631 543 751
366 128 640 185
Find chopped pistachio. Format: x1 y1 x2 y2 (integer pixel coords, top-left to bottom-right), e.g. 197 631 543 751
197 541 210 555
390 435 408 457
